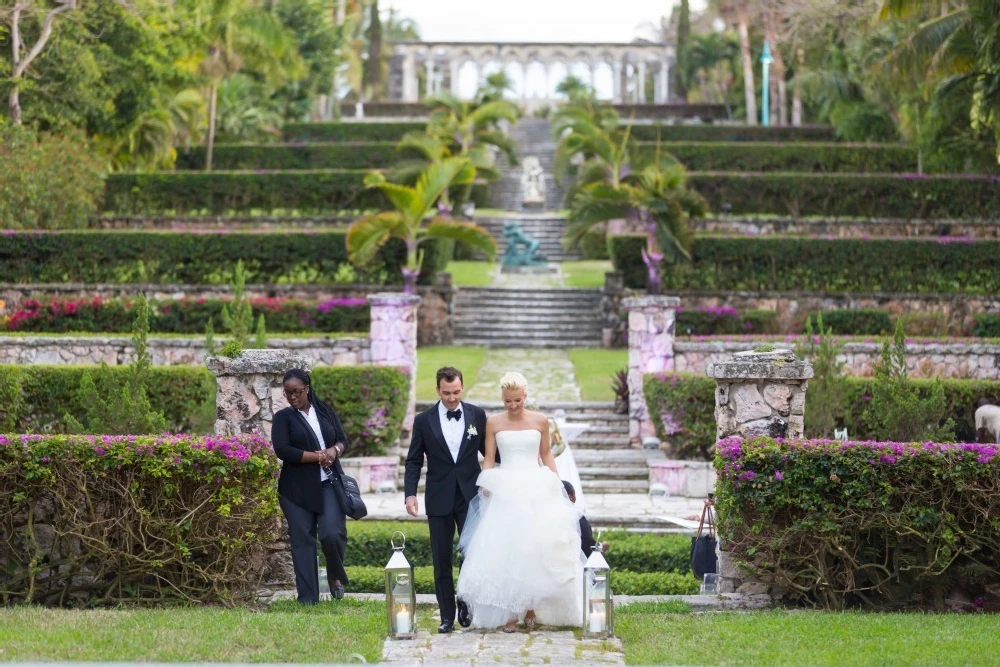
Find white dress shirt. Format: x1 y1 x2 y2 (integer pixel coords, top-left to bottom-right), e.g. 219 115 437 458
438 401 465 463
299 405 330 481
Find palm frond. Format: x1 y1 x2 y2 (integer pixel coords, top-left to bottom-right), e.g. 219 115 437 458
467 100 519 130
421 219 498 259
475 130 519 165
346 212 405 264
415 157 473 215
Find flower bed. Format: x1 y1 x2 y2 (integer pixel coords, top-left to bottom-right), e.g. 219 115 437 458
635 141 918 173
0 433 280 606
4 296 370 334
644 373 1000 460
609 234 1000 294
715 435 1000 609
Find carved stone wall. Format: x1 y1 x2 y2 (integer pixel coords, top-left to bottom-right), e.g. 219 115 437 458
625 295 679 444
368 292 421 434
601 272 628 348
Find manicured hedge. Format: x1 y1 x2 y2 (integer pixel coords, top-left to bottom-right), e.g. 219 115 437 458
176 143 407 171
345 521 692 574
0 231 415 285
609 235 1000 294
974 314 1000 338
6 296 370 334
676 306 779 336
815 309 894 336
282 122 425 143
0 365 408 455
344 566 698 595
645 373 1000 460
687 172 1000 219
715 436 1000 608
629 124 837 142
635 142 917 173
0 433 280 606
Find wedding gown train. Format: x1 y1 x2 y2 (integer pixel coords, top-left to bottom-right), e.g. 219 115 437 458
457 429 584 629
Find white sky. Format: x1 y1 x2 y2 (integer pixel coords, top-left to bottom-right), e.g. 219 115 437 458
386 0 708 43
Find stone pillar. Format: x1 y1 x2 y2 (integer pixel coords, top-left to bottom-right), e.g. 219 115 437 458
707 348 812 596
369 292 421 435
425 60 436 96
601 271 627 348
612 60 622 103
624 296 680 444
402 52 418 102
637 61 647 103
207 350 313 440
449 59 461 95
659 62 669 103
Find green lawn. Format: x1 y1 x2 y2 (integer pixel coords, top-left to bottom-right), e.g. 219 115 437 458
568 348 627 401
416 346 487 401
445 261 495 286
0 600 384 663
617 604 1000 666
562 260 614 288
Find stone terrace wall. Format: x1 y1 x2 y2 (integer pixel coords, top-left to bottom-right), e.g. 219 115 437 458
0 335 370 367
694 216 1000 239
675 340 1000 380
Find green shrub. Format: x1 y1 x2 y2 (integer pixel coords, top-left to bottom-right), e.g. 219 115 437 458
715 435 1000 609
794 314 848 439
176 143 405 170
896 311 954 337
815 309 893 336
282 122 425 143
636 142 916 173
0 433 279 606
580 226 611 260
629 125 837 142
609 235 1000 294
645 373 1000 459
5 296 370 335
676 306 778 336
974 314 1000 338
311 366 408 456
0 125 105 229
687 172 1000 219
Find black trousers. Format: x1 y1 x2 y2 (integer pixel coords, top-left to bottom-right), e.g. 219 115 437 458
279 483 348 604
427 493 469 625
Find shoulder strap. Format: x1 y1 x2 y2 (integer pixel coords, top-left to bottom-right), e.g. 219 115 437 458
695 497 716 539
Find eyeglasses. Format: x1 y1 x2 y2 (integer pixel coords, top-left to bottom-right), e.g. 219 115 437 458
284 387 307 399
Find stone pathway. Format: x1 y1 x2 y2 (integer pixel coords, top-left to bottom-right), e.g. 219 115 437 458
464 348 582 403
383 628 624 665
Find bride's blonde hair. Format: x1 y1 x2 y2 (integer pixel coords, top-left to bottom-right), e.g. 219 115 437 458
499 371 528 394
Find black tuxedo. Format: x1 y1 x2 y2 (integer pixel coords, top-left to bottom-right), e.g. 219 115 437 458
404 400 487 623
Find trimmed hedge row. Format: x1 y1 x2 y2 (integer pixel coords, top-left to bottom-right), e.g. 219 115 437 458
636 142 917 173
103 171 489 214
0 365 408 456
975 314 1000 338
630 124 837 142
344 521 691 574
686 172 1000 219
175 143 407 171
716 436 1000 609
609 235 1000 294
6 296 370 334
282 122 425 143
677 306 779 336
644 373 1000 460
0 231 423 285
344 566 699 596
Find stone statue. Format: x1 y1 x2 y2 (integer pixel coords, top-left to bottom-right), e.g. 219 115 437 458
520 156 545 207
501 221 548 268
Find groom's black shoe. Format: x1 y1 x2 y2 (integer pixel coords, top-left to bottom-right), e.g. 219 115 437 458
457 600 472 628
438 621 454 634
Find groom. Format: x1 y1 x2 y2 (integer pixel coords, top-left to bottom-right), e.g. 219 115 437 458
404 366 488 633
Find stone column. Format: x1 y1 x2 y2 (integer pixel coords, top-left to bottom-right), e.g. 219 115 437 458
707 348 812 596
612 60 622 103
601 272 626 348
369 292 421 435
449 58 461 95
207 350 313 440
425 60 436 96
624 296 680 444
637 61 647 103
659 62 669 103
402 52 418 102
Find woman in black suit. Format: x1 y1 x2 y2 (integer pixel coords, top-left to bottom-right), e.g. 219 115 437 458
271 368 351 603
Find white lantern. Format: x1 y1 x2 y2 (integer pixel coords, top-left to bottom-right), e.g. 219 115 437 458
385 531 416 639
583 544 614 638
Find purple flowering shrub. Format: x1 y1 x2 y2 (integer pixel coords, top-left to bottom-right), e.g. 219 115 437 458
0 433 280 606
715 435 1000 609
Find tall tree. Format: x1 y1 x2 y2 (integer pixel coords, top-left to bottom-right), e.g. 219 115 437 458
674 0 691 101
715 0 758 124
364 0 382 99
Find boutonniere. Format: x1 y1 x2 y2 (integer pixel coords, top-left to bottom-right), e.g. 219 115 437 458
466 425 478 438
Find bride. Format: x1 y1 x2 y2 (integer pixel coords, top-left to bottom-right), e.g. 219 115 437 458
457 372 584 632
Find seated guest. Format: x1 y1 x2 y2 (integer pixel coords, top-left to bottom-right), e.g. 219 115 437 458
563 481 609 558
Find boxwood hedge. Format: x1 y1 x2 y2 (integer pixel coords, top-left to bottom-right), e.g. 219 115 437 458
635 142 917 173
629 124 837 142
281 122 425 143
176 143 407 171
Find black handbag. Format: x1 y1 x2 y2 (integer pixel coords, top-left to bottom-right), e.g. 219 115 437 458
690 495 718 580
327 461 368 521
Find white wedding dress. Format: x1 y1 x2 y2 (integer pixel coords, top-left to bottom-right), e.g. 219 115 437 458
457 430 585 629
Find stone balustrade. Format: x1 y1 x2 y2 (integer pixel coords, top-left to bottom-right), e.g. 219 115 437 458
675 339 1000 380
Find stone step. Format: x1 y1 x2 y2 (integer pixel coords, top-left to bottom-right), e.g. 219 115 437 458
573 450 655 463
582 479 650 493
570 437 633 449
578 466 649 480
453 323 602 335
451 331 602 344
451 338 599 348
454 297 602 308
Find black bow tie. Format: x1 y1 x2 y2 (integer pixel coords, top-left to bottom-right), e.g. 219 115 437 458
446 409 462 421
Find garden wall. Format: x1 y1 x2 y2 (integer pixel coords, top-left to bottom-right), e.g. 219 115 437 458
694 216 1000 239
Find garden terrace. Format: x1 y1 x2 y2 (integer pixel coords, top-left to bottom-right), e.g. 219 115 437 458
635 142 919 173
693 215 1000 240
629 124 838 142
175 143 407 171
280 121 424 143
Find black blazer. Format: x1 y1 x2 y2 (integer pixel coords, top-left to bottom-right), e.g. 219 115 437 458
404 401 488 517
271 405 350 514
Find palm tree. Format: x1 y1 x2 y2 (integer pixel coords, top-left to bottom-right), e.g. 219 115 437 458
566 158 708 295
193 0 303 171
713 0 758 124
478 71 516 103
347 158 498 293
551 103 631 202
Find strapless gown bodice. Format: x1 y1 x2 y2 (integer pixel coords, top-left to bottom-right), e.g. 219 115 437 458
495 430 542 470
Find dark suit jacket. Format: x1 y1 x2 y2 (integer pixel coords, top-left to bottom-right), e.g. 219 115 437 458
580 515 597 558
271 405 350 514
404 401 488 517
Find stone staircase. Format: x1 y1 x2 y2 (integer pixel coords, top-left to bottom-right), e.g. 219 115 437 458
488 118 565 212
401 401 654 495
451 287 602 348
476 215 582 262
